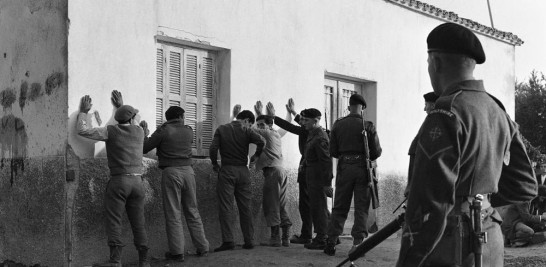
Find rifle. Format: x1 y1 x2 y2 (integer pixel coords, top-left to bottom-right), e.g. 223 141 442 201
337 212 405 267
361 110 379 209
471 194 487 267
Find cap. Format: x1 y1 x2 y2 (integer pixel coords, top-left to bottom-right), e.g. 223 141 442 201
300 108 321 119
115 105 139 122
423 92 439 103
349 94 367 108
427 22 485 64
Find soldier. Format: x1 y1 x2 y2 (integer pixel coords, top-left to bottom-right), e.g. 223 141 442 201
299 108 333 250
323 94 382 256
397 22 537 266
209 109 265 252
77 91 150 267
273 99 314 244
141 106 209 261
405 92 439 198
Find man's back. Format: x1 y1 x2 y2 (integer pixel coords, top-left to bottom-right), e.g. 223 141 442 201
143 119 193 167
254 127 283 170
210 121 265 166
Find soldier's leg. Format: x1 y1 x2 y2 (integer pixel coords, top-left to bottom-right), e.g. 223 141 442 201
326 165 355 244
234 166 254 245
179 166 209 254
298 167 313 240
263 167 280 227
352 166 371 244
216 166 237 243
161 167 185 255
125 176 148 249
306 167 329 240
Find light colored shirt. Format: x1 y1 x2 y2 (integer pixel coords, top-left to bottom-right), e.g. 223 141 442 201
253 127 283 170
77 112 109 141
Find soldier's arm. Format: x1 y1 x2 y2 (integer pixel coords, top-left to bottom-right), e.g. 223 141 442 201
274 115 303 135
329 124 340 158
397 111 461 266
365 121 382 160
209 128 221 166
492 131 538 206
315 136 333 185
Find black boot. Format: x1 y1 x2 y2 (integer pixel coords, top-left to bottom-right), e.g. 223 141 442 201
304 237 326 250
268 225 281 247
138 246 151 267
93 246 122 267
214 242 235 252
281 225 291 247
323 242 336 256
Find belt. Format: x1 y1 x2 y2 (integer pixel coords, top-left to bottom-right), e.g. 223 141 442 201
340 154 364 161
453 194 491 213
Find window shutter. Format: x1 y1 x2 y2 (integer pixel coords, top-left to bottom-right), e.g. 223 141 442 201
184 50 199 153
200 54 215 155
156 47 165 127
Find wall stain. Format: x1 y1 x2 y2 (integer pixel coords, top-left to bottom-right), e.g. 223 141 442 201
0 88 16 109
19 82 28 112
45 72 63 95
0 115 28 186
29 83 43 101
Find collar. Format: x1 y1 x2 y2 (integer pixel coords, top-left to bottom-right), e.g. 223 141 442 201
347 113 363 119
442 80 485 96
165 118 184 124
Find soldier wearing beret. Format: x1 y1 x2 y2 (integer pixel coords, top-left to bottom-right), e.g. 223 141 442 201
423 92 439 114
323 93 382 256
397 22 537 266
299 108 334 250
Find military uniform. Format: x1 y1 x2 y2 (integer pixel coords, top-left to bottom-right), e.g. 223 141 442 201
398 80 537 266
326 112 382 246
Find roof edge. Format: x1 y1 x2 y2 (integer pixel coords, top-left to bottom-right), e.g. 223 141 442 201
385 0 524 46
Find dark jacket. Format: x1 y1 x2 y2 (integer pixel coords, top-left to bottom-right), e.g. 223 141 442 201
330 113 382 160
305 126 332 186
398 80 537 266
209 120 265 166
143 118 193 168
274 115 307 156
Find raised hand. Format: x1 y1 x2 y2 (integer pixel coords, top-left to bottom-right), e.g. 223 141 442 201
286 98 296 115
254 101 263 116
266 102 276 117
111 90 123 108
140 120 149 136
79 95 92 113
232 104 242 118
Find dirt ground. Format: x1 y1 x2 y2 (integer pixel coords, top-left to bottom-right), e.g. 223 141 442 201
115 235 546 267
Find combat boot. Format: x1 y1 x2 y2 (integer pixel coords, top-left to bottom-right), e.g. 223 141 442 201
323 241 336 256
93 246 122 267
269 225 281 247
281 225 291 247
137 246 151 267
304 237 326 250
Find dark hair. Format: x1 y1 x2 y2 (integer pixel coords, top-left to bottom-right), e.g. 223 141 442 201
236 110 255 124
257 115 274 125
165 106 185 121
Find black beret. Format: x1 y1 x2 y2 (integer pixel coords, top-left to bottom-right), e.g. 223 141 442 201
427 22 485 64
423 92 439 103
349 94 367 108
300 108 321 119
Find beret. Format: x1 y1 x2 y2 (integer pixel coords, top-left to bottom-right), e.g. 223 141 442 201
300 108 321 119
423 92 439 102
115 105 139 122
349 94 367 108
427 22 485 64
539 185 546 197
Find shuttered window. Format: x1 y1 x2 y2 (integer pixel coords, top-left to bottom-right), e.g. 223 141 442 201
156 43 217 157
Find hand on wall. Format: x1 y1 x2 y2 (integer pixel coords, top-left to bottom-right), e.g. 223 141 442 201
266 102 275 117
232 104 241 118
254 101 263 116
111 90 123 108
286 98 296 115
139 120 149 136
79 95 92 113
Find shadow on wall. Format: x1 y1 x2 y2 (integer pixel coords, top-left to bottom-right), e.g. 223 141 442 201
0 72 65 186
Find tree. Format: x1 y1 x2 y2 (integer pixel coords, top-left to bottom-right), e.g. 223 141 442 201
515 70 546 158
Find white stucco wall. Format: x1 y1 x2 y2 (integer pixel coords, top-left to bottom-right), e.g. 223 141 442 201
68 0 517 175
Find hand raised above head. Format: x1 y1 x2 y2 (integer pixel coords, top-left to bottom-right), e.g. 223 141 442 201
111 90 123 108
266 102 276 117
254 101 263 116
139 120 149 136
232 104 242 118
286 98 296 115
79 95 92 113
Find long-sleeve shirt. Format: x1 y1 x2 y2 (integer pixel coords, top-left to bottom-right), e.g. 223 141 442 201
498 202 542 240
209 120 265 166
274 115 307 156
143 118 193 168
253 127 283 170
76 112 109 141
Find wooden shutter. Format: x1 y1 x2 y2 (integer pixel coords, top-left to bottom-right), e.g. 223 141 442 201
184 50 199 153
156 47 165 127
200 54 215 155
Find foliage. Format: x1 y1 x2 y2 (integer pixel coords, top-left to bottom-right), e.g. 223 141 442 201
515 70 546 158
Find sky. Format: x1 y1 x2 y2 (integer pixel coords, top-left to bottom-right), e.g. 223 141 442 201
424 0 546 82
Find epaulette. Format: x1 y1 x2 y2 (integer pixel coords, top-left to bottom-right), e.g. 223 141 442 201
184 125 193 130
429 91 461 117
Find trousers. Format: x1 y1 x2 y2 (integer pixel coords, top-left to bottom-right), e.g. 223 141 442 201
262 166 292 227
